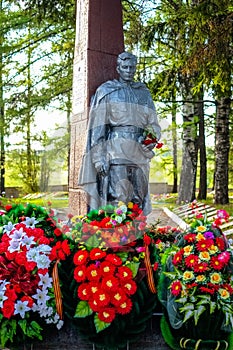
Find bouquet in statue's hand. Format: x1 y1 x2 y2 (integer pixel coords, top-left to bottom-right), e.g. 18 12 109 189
142 125 163 149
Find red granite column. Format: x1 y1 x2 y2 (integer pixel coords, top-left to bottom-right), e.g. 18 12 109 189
69 0 124 215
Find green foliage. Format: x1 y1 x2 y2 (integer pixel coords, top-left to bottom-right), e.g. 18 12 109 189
94 314 111 334
75 301 93 318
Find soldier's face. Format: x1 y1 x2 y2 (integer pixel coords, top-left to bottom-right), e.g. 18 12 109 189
117 59 137 82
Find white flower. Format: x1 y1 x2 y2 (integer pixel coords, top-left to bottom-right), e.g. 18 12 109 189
38 273 53 289
0 280 9 292
26 247 39 261
0 291 8 308
8 239 21 253
32 289 50 305
38 305 51 317
36 244 52 254
45 318 54 324
56 320 64 329
21 234 36 248
22 217 39 228
11 227 26 240
3 222 14 234
35 254 51 269
115 215 123 224
14 300 31 318
119 205 128 213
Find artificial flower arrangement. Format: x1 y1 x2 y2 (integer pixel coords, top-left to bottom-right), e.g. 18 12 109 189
147 224 181 251
0 203 72 348
158 210 233 350
63 202 160 349
142 125 163 149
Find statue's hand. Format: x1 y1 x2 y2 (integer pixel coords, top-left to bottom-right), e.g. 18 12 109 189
140 143 155 159
141 143 156 151
95 161 108 176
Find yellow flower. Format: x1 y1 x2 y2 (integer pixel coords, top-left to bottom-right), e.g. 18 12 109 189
199 251 210 261
197 226 206 233
208 245 218 254
183 271 195 281
118 201 126 207
127 202 134 209
210 272 222 284
183 245 193 256
196 275 206 282
196 232 205 241
218 288 230 300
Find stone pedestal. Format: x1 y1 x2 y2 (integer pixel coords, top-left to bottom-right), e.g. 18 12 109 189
69 0 124 215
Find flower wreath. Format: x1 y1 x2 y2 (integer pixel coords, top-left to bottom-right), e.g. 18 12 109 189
158 210 233 350
0 203 72 348
61 202 160 349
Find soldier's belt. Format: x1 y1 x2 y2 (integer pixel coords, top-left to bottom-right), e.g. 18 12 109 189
110 125 144 133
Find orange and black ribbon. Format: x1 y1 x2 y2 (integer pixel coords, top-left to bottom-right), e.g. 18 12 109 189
52 260 63 319
144 243 157 294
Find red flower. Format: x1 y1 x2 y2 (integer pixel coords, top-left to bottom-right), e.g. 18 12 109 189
120 280 137 295
61 240 71 255
5 285 17 302
24 261 36 272
99 261 116 276
116 297 133 315
5 204 12 211
210 256 224 271
213 218 222 227
54 227 63 237
14 251 27 266
111 290 127 306
97 307 116 323
172 250 183 266
105 254 122 266
77 283 90 300
92 289 110 308
185 254 199 268
199 286 215 295
90 248 106 261
2 299 15 319
73 250 89 265
86 264 101 281
170 280 182 296
215 237 226 251
74 265 87 282
183 233 197 243
88 281 101 296
143 234 151 245
153 262 159 271
101 276 119 292
99 217 112 228
117 266 133 280
186 282 198 290
196 239 214 252
193 262 209 273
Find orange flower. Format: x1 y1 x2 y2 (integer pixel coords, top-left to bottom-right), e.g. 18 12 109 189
199 251 210 261
210 272 222 284
218 288 230 300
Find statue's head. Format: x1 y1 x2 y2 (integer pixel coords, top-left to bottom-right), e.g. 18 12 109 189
116 52 137 83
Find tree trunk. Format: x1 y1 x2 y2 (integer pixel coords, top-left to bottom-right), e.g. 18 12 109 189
197 89 207 200
178 92 198 203
214 97 230 204
171 92 178 193
0 0 5 195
